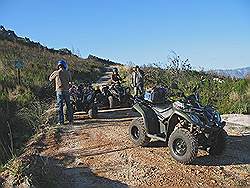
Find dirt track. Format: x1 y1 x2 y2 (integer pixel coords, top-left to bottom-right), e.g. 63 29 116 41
40 108 250 187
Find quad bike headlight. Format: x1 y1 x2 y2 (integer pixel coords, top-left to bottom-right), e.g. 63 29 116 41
126 87 131 93
214 112 221 124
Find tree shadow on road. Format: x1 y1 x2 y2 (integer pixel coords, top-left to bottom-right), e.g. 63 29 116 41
2 154 128 188
74 108 139 121
62 166 128 188
98 108 140 120
71 108 140 129
192 134 250 166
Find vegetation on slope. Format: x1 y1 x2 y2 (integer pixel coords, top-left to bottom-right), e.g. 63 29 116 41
0 26 117 166
120 53 250 114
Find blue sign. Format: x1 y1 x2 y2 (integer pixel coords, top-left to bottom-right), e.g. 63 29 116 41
15 61 24 69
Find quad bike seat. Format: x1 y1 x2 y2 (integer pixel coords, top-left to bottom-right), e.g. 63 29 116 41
152 101 172 112
152 101 173 120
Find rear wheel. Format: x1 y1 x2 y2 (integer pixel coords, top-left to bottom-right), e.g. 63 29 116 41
129 117 150 146
209 129 227 156
168 128 198 164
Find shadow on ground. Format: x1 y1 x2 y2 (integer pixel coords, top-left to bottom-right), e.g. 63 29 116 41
98 108 139 119
146 141 167 148
2 154 128 188
62 166 128 188
72 108 140 129
193 134 250 166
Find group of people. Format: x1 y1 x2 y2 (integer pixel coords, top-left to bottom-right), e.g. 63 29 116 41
49 60 145 126
111 66 144 97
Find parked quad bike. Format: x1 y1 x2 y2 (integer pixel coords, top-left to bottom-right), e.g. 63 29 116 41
109 83 133 108
129 84 227 164
70 86 98 118
95 85 111 109
99 83 133 109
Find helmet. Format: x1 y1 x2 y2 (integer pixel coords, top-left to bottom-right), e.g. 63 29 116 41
94 85 100 91
57 60 68 70
113 67 118 73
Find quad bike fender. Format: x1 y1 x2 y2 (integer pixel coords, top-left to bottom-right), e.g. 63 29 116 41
169 110 193 123
166 110 201 136
133 103 160 135
167 110 205 134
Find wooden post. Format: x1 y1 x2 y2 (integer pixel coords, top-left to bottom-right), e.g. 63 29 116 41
15 60 24 85
17 69 21 85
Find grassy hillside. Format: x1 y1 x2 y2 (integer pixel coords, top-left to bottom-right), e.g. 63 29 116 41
0 26 117 165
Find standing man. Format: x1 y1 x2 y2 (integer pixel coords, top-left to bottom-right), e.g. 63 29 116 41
49 60 73 126
131 65 144 97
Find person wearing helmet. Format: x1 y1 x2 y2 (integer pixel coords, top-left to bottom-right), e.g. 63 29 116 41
131 65 144 97
49 60 73 126
111 67 122 84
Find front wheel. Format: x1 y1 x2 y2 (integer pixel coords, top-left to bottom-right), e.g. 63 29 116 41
209 129 227 156
88 105 98 118
129 117 150 146
168 128 198 164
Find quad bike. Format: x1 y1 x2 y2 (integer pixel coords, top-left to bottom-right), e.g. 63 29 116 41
129 84 227 164
70 84 98 118
95 85 111 109
108 83 133 108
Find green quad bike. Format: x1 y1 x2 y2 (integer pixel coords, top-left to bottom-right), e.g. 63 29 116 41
129 86 227 164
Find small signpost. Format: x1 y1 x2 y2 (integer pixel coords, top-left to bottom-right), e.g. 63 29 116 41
14 60 24 85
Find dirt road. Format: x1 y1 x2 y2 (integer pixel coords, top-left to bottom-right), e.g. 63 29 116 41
37 106 249 187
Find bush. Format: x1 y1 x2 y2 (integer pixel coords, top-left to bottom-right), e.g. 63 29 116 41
124 53 249 114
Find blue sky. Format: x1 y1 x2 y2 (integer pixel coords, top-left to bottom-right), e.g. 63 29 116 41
1 0 250 70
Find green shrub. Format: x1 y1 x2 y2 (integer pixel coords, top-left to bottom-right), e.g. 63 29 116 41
128 55 249 114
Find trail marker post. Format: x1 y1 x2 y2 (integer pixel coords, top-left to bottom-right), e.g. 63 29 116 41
14 60 24 85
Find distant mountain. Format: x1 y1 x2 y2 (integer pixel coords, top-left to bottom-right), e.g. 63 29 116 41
208 67 250 79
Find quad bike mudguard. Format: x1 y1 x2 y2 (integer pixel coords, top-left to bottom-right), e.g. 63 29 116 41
133 103 160 135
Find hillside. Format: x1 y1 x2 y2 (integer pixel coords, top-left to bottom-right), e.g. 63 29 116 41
0 25 119 166
209 67 250 79
0 25 118 86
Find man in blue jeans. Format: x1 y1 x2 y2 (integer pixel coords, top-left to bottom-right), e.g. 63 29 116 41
49 60 73 126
